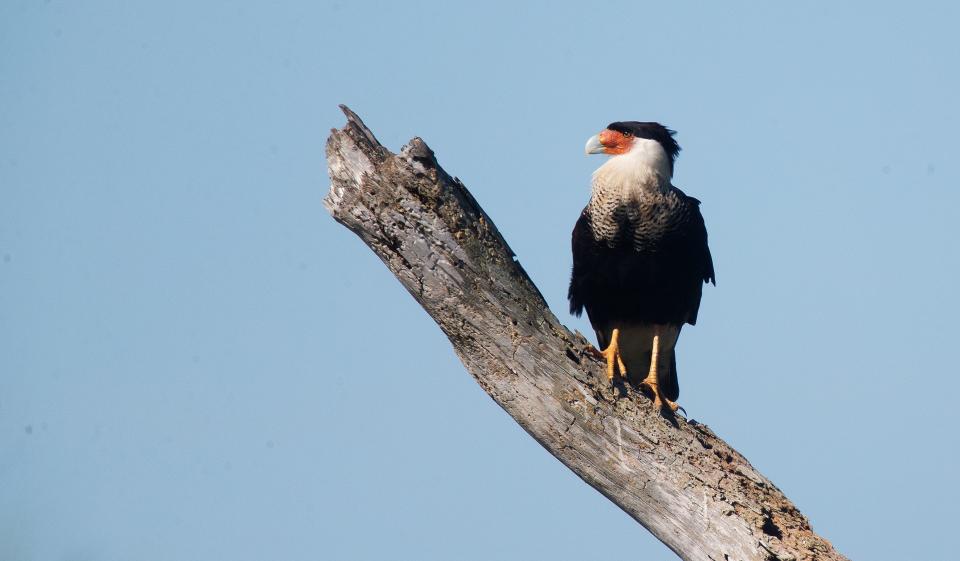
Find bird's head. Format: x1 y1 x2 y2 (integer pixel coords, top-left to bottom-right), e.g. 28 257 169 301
584 121 681 176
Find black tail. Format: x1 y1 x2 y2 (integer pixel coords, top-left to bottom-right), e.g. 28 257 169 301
660 350 680 402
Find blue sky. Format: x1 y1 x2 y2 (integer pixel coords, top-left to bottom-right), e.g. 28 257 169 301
2 2 958 560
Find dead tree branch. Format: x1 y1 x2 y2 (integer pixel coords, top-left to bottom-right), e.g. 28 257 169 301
323 106 847 561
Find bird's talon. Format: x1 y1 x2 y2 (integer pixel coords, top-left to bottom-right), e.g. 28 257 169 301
641 379 679 412
584 345 604 360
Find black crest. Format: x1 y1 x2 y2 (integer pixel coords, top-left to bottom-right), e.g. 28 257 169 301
607 121 681 172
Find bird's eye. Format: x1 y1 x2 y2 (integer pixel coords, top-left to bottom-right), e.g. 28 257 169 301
622 132 633 138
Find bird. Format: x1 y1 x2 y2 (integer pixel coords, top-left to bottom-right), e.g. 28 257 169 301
568 121 715 412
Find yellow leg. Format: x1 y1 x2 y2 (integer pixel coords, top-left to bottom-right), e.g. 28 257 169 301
639 326 679 412
600 328 627 383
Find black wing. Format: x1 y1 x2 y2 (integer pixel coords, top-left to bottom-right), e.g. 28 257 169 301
675 192 714 326
568 209 594 318
684 193 715 287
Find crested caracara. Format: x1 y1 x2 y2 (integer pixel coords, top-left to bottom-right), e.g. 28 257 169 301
569 122 715 411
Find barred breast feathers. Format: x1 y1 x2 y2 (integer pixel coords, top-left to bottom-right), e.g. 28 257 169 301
585 142 687 248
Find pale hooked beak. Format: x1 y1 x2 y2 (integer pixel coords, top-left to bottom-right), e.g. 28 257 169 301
584 134 605 155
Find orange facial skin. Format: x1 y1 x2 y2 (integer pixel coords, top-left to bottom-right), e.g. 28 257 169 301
598 129 635 155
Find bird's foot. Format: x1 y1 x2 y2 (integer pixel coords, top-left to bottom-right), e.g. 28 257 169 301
640 378 679 413
602 346 627 383
600 328 627 383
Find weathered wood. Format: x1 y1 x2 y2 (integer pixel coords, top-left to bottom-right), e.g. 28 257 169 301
324 106 848 561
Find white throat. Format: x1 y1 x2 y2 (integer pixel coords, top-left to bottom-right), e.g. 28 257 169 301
591 138 672 197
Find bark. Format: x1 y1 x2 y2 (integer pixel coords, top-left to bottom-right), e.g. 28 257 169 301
323 106 848 561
